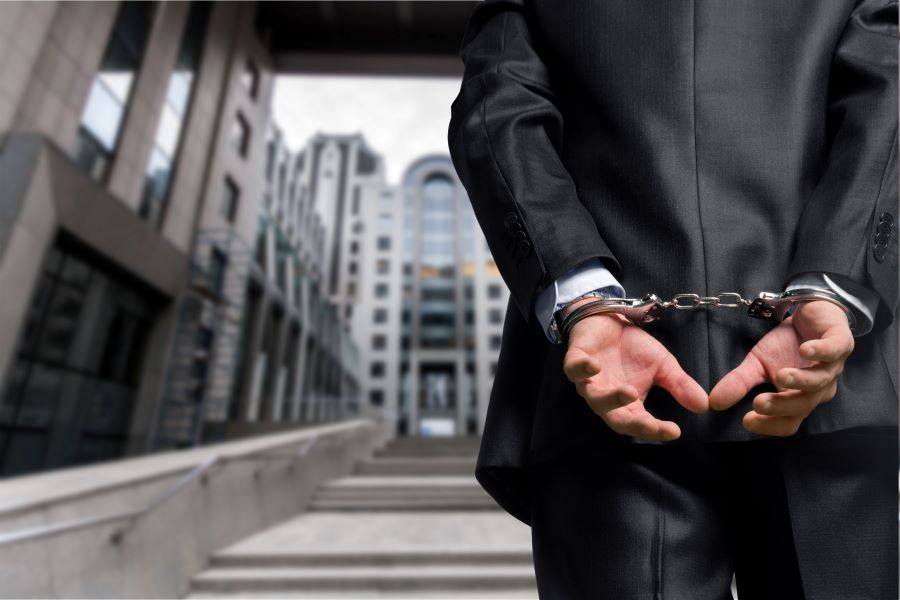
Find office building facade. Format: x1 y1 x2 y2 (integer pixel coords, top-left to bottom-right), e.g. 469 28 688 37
351 154 509 437
0 1 359 476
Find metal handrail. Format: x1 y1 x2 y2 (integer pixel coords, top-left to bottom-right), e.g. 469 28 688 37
0 433 323 548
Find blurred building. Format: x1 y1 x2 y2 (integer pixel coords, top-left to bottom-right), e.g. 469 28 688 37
351 155 510 437
272 131 509 437
0 1 359 477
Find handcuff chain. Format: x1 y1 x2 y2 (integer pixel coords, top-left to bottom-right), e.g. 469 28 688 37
661 292 753 310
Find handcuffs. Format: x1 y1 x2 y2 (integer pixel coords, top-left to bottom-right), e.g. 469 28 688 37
551 288 853 347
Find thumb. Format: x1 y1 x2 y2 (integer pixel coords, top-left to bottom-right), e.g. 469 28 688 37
654 352 709 413
709 351 766 410
562 345 603 382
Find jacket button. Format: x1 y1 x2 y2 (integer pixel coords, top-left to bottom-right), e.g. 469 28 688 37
513 239 532 261
880 211 893 225
875 231 890 246
874 243 887 263
503 211 519 227
506 220 523 232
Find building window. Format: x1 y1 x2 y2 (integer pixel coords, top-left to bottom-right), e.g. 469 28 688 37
374 308 388 323
348 261 357 275
352 185 360 215
376 259 390 274
489 335 502 350
487 284 503 299
231 112 251 157
375 283 389 298
138 2 211 228
0 240 158 476
370 362 385 378
489 308 504 324
350 241 359 255
73 1 157 182
490 362 498 377
372 334 386 350
369 389 384 406
221 177 239 223
242 59 260 99
377 236 391 251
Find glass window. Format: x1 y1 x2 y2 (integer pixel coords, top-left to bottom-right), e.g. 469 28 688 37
376 259 389 274
488 284 503 299
0 241 156 476
370 362 385 377
221 177 239 222
489 335 502 350
74 1 157 181
137 2 209 226
489 308 504 324
373 308 388 323
377 236 391 251
374 283 389 298
242 59 260 99
369 389 384 406
372 334 386 350
231 112 251 157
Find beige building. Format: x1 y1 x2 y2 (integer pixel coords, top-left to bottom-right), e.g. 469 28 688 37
0 1 359 476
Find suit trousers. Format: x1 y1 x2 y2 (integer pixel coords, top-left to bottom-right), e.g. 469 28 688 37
527 426 898 600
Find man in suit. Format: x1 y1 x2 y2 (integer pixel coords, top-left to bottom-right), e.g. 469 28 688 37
448 0 898 598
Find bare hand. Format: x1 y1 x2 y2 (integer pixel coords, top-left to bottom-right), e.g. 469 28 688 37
708 300 855 436
562 308 709 441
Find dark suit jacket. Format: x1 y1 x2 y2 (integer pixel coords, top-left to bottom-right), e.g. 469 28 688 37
448 0 899 525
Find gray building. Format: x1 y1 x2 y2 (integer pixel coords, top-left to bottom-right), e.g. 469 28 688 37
351 154 510 438
0 1 359 476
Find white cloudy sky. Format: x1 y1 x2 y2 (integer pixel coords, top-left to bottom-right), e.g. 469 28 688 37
272 75 463 186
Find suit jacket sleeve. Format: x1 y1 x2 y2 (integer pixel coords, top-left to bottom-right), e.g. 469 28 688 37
447 0 622 328
783 0 899 333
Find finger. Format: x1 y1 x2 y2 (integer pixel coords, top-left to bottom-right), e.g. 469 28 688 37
752 389 820 418
653 352 709 413
605 403 681 441
563 346 603 382
774 363 841 392
581 380 641 415
799 327 854 363
742 412 803 437
709 351 767 411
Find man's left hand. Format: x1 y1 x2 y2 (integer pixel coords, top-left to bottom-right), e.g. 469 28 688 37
708 300 855 436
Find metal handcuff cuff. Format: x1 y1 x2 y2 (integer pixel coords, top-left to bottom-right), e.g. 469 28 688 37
551 288 853 347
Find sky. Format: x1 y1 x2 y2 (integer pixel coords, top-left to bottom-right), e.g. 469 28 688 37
272 75 463 186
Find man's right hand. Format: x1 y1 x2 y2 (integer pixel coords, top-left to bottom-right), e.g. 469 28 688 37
561 304 709 441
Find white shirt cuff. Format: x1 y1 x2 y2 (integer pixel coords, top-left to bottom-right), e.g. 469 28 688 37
533 257 626 343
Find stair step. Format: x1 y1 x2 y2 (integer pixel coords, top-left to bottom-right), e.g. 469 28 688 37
187 589 538 598
309 502 500 512
353 458 475 476
190 565 536 593
210 548 533 568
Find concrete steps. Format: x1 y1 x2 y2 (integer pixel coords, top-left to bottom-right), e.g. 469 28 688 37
353 457 476 476
308 475 496 511
190 564 536 595
208 549 534 568
186 437 535 598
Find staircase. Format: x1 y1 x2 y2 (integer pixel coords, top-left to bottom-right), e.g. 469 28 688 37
186 436 537 598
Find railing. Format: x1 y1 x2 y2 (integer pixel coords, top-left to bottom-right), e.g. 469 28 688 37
0 433 322 548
